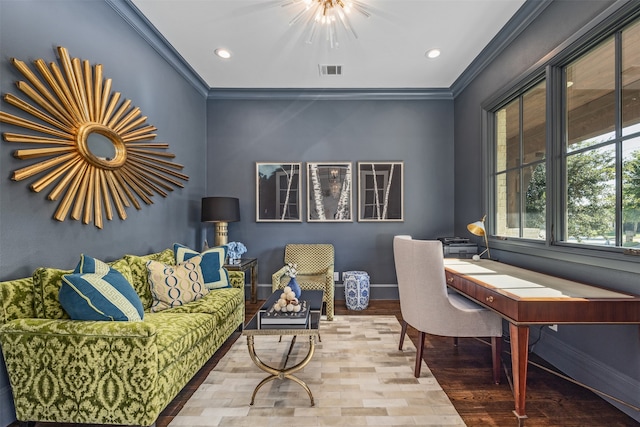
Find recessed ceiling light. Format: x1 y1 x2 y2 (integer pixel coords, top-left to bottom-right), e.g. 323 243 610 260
214 48 231 59
426 48 441 59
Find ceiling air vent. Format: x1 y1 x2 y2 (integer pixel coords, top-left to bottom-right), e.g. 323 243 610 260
319 64 343 76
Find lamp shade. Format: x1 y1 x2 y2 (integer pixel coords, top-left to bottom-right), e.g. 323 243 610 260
467 220 486 237
201 197 240 223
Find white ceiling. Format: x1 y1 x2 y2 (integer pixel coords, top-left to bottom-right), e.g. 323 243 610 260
130 0 526 89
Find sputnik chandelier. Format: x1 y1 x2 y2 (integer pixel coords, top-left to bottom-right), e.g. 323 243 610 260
284 0 370 48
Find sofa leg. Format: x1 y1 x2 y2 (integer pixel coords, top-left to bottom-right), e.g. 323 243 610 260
19 422 35 427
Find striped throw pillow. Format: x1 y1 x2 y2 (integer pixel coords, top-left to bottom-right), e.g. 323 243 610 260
60 255 144 321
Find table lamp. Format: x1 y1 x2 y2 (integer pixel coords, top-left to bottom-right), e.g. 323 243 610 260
467 214 490 260
201 197 240 247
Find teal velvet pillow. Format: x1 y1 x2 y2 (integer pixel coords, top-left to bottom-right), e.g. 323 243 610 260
60 254 144 321
173 243 230 290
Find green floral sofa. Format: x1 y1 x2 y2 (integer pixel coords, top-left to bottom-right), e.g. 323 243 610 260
0 248 245 427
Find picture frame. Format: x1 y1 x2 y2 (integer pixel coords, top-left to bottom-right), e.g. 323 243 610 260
306 162 353 222
357 161 404 222
256 163 302 222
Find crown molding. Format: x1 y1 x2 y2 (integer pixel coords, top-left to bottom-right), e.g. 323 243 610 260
450 0 553 98
207 88 453 101
105 0 210 97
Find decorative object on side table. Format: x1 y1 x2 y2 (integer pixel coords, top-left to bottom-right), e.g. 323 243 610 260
285 262 301 298
227 241 247 264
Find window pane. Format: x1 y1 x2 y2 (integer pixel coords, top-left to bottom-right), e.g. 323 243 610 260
566 145 615 245
496 98 520 172
622 20 640 137
496 170 520 237
523 81 546 164
565 38 615 152
622 136 640 247
524 162 546 239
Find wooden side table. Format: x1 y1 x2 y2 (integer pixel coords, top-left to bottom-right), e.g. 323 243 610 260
225 258 258 303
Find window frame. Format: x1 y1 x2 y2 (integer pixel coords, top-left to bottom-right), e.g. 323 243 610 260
480 2 640 273
491 78 548 241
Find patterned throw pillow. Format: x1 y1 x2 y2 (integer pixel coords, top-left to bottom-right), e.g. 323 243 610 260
147 256 209 312
60 255 144 321
173 243 230 290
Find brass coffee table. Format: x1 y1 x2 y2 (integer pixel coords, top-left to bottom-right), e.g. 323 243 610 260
243 290 323 406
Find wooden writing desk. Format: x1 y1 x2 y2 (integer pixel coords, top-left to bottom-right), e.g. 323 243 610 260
443 258 640 425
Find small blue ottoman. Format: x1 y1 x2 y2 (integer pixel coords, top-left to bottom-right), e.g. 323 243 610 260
344 270 370 310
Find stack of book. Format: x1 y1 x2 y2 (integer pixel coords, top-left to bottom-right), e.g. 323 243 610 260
259 298 310 327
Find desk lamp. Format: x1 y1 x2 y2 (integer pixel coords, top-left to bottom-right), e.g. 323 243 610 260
201 197 240 247
467 215 490 260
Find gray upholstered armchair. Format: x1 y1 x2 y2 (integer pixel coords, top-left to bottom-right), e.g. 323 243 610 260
272 244 335 320
393 236 503 382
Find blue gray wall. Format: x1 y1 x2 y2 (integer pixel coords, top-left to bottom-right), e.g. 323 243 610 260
207 97 454 297
1 0 638 425
454 0 640 421
0 1 207 424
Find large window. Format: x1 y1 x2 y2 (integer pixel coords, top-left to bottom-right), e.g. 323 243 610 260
490 14 640 251
495 81 546 240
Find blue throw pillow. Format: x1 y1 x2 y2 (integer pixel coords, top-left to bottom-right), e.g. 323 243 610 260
60 254 144 321
173 243 231 290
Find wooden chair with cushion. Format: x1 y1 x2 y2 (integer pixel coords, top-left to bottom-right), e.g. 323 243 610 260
272 244 335 320
393 235 503 382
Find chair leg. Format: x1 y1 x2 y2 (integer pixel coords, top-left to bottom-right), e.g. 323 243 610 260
399 319 408 350
491 335 502 384
453 337 459 346
326 297 334 321
414 331 426 377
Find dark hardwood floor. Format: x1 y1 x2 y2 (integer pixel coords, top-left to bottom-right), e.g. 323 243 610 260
15 300 639 427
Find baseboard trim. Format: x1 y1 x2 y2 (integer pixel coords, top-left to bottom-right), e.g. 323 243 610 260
535 330 640 422
252 283 399 301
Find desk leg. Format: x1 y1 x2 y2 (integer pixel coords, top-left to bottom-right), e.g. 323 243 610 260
509 323 529 426
251 263 258 304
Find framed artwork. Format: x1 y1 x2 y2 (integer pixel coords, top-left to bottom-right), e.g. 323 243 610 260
307 162 353 222
357 161 404 222
256 163 302 222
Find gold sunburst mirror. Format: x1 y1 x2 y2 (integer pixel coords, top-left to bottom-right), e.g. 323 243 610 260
0 46 189 229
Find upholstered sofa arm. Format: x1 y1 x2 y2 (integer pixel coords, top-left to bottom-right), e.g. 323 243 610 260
272 265 289 291
227 270 245 289
0 318 160 425
0 277 35 324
